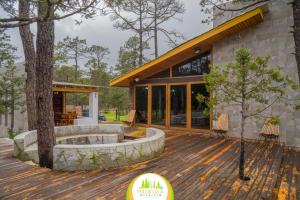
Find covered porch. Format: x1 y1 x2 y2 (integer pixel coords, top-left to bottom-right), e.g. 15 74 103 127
52 81 99 126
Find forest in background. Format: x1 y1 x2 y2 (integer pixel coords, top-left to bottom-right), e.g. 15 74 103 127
53 36 134 114
52 0 186 116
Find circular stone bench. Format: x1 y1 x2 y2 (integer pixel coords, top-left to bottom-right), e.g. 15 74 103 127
13 124 125 164
13 125 165 171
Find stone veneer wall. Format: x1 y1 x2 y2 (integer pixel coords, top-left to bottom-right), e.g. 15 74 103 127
13 125 165 171
14 124 125 162
212 0 300 146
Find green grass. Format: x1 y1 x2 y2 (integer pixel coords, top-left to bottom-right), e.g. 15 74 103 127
101 111 127 122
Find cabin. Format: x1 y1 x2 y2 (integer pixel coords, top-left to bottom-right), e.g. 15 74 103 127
111 0 300 147
52 81 99 126
0 79 100 138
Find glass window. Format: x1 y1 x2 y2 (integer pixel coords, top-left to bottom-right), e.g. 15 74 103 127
170 85 186 127
135 86 148 124
148 68 170 79
191 84 210 129
152 86 166 126
172 52 210 77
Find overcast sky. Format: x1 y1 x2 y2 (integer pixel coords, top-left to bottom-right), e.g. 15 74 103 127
5 0 212 68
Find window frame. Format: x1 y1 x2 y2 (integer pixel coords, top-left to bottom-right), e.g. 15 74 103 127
171 52 211 78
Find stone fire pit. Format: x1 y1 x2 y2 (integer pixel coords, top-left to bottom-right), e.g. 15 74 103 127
13 124 165 171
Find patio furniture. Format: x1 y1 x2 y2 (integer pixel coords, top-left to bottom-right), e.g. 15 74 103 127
212 113 229 137
54 112 78 126
259 118 280 141
68 111 78 124
55 112 65 126
123 110 136 127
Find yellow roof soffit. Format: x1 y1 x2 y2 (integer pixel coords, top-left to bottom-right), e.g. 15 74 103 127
52 82 99 93
110 6 264 87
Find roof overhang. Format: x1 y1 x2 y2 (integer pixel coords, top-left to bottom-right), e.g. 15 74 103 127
52 81 99 93
110 6 265 87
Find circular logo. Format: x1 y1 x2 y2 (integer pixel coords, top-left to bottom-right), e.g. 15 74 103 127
126 173 174 200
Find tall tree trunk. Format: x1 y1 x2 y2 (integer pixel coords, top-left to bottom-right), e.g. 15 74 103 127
74 49 78 105
19 0 37 131
154 1 158 58
293 0 300 82
75 46 78 81
139 30 143 65
239 114 246 179
10 107 14 130
4 108 8 126
139 1 143 66
4 93 8 126
36 0 55 168
239 65 249 181
10 87 15 130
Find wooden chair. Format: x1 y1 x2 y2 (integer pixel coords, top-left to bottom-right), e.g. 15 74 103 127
68 111 77 125
259 118 280 141
54 112 64 126
71 111 78 119
60 113 69 126
212 113 229 137
123 110 136 127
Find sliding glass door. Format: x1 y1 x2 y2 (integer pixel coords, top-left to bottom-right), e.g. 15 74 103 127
135 83 210 130
191 84 210 129
151 86 166 126
135 86 148 124
170 85 187 128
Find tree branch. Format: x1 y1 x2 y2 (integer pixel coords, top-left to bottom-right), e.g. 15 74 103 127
246 96 281 118
208 0 269 12
0 0 100 28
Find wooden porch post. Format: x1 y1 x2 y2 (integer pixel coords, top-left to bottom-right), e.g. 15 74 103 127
147 85 152 126
187 83 192 129
129 84 135 126
129 84 135 110
63 92 66 113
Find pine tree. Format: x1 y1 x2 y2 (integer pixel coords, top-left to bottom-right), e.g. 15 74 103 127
198 48 298 180
0 0 104 169
106 0 151 65
148 0 185 57
0 29 25 131
55 36 88 82
0 62 25 131
115 36 149 75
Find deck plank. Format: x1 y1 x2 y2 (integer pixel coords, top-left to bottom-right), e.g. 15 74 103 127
0 132 299 199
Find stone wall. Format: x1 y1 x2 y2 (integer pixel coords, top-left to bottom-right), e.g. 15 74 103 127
53 128 165 171
13 124 125 163
13 125 165 171
212 0 300 146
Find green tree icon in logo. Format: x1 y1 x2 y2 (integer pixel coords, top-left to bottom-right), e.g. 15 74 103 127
140 178 163 190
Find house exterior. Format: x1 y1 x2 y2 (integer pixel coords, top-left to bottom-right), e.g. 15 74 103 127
111 0 300 147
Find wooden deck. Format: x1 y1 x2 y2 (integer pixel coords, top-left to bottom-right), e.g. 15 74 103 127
1 132 300 199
